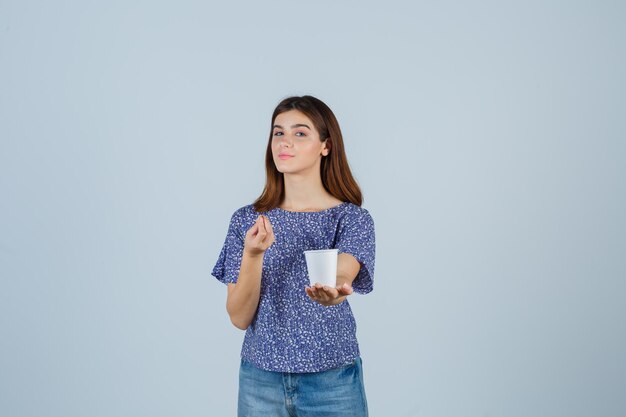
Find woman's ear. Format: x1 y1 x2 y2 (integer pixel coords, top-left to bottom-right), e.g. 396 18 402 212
322 138 331 156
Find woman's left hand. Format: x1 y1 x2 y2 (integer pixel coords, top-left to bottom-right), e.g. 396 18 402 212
305 282 353 306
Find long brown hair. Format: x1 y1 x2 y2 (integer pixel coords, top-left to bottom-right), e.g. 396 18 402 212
253 95 363 212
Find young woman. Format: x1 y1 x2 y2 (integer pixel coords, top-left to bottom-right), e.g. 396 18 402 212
212 95 375 417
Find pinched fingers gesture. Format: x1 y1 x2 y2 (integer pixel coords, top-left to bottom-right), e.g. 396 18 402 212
244 215 275 256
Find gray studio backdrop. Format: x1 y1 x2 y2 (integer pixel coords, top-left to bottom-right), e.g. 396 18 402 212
1 1 624 416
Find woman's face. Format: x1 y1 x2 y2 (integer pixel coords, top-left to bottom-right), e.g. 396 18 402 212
271 110 329 176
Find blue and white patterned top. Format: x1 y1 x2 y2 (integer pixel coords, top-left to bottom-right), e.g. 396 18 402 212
211 201 375 373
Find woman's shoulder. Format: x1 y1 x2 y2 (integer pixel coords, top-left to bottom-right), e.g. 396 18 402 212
341 202 373 217
231 204 258 219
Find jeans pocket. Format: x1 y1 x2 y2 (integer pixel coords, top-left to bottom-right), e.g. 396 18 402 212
337 357 359 372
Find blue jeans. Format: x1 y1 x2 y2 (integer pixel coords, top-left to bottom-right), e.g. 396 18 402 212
238 357 369 417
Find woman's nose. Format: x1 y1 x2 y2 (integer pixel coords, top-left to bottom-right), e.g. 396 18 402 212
279 135 293 146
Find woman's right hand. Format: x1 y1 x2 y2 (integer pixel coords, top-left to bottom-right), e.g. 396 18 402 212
243 215 275 257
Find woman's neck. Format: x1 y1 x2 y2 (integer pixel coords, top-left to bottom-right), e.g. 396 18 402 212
281 172 341 211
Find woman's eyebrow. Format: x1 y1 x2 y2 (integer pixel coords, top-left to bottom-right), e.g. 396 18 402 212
273 124 311 130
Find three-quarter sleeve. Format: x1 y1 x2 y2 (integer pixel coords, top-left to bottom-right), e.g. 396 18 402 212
334 208 376 294
211 209 245 284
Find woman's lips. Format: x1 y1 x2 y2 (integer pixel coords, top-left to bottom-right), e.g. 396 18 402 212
278 154 294 160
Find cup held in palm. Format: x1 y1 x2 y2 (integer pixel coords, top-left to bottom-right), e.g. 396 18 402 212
304 249 338 287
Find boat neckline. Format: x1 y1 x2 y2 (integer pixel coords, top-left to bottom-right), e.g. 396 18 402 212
273 201 350 214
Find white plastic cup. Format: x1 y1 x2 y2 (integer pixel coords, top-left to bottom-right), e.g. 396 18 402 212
304 249 338 287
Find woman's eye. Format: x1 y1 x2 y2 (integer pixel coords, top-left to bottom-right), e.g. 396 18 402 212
295 132 306 137
273 131 283 136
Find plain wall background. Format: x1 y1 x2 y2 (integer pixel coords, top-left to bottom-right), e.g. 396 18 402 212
1 1 625 416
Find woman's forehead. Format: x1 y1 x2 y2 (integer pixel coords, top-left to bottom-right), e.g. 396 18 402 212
274 110 313 127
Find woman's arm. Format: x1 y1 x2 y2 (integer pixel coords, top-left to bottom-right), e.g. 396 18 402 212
226 215 275 330
305 253 360 306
